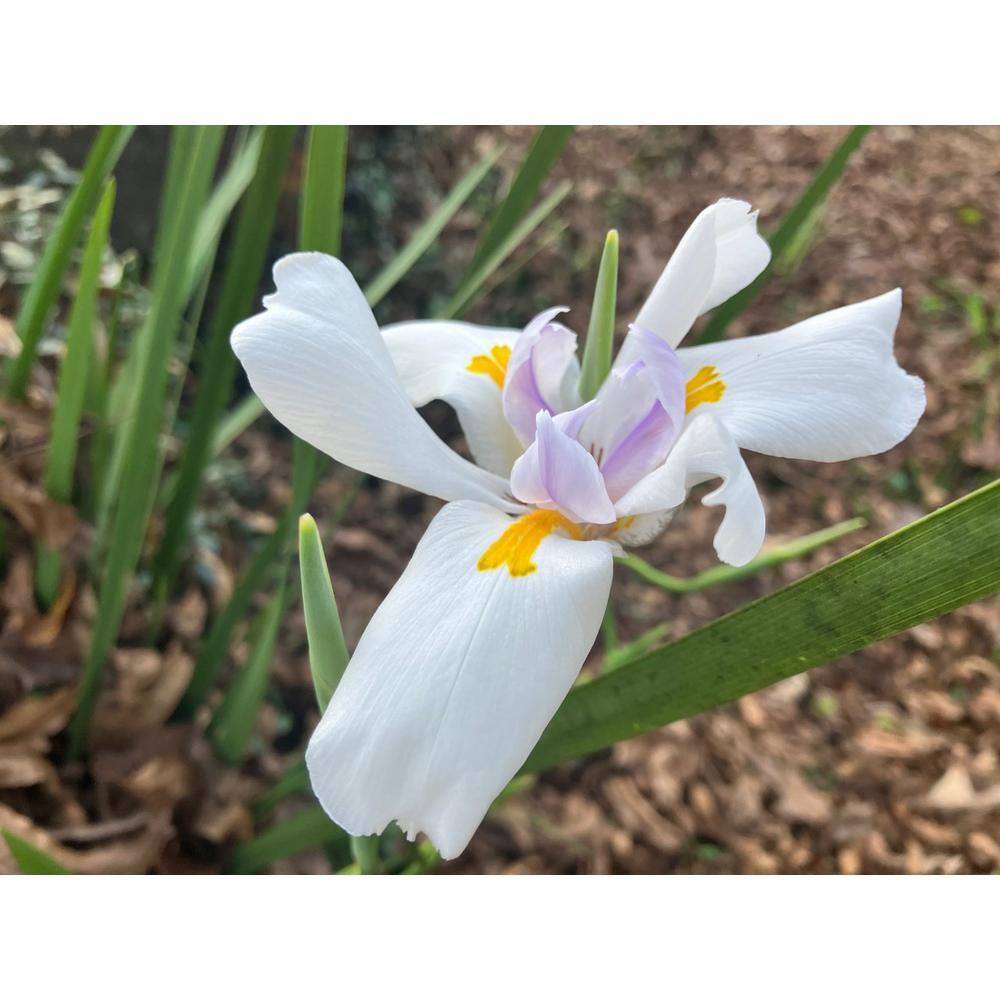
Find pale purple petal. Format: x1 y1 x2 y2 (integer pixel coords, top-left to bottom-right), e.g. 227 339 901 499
553 399 597 438
502 307 580 445
629 326 685 428
579 362 658 464
597 399 676 501
510 411 615 524
507 439 547 505
574 332 685 501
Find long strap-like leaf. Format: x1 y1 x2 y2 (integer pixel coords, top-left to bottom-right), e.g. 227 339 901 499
6 126 134 399
67 127 225 757
525 479 1000 773
150 126 297 614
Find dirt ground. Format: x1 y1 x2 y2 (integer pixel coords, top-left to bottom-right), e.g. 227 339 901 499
1 126 998 874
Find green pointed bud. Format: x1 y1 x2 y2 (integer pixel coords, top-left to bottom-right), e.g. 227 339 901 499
299 514 349 712
578 229 619 401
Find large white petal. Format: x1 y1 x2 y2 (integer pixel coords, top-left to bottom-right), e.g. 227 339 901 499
305 500 614 859
627 199 770 351
616 413 765 566
677 290 926 461
231 253 517 509
381 319 523 477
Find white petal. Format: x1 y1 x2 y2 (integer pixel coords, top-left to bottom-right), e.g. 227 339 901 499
381 319 523 477
629 199 770 350
231 253 517 509
613 509 675 547
677 290 926 461
305 501 614 859
616 413 765 566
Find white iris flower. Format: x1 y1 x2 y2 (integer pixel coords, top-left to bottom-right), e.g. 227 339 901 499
231 198 925 859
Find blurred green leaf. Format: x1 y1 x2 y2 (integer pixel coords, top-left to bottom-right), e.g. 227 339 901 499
68 126 225 758
211 579 286 764
211 392 265 456
350 834 381 875
442 179 572 320
253 759 309 820
151 126 297 617
178 434 322 715
578 230 620 401
1 830 69 874
526 480 1000 773
95 128 213 545
299 514 349 712
463 125 573 278
228 806 348 874
299 126 348 255
696 125 871 344
35 179 116 607
364 143 504 308
183 127 266 302
6 125 133 399
179 123 351 716
43 178 116 506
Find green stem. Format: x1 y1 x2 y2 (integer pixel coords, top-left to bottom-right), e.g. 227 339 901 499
618 518 866 593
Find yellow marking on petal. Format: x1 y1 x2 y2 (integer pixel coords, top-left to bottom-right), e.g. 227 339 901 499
466 343 512 390
613 515 636 535
685 365 726 413
477 510 582 578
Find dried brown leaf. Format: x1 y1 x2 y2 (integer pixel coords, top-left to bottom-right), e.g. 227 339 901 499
0 685 76 742
0 461 77 548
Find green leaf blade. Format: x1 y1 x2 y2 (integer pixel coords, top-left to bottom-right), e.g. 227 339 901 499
150 126 297 614
211 580 286 765
6 125 134 399
526 480 1000 773
35 178 117 607
299 126 348 255
464 125 573 277
44 178 117 506
228 806 347 875
68 126 225 758
441 179 572 320
363 143 504 308
182 126 267 304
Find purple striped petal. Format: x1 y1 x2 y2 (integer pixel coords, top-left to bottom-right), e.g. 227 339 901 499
510 410 615 524
502 307 580 445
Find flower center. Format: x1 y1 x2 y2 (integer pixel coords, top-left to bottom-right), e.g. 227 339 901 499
685 365 726 413
477 510 582 577
466 344 512 389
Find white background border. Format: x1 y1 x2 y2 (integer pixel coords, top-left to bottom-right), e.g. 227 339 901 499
4 0 998 121
2 876 996 995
